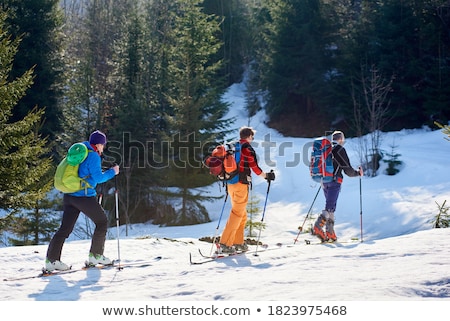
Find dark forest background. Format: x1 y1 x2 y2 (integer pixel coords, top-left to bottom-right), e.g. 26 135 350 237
1 0 450 245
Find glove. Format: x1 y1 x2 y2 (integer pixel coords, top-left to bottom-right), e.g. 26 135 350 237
266 171 275 181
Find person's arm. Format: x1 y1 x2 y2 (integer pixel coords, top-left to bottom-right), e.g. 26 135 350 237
334 146 361 177
88 154 117 184
241 144 274 180
241 144 263 176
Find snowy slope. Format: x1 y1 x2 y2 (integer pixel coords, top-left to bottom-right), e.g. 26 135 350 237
1 82 450 320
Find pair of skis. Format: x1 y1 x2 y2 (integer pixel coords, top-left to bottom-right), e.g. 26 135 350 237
189 243 287 265
3 256 162 281
189 238 361 264
304 238 360 246
189 249 249 265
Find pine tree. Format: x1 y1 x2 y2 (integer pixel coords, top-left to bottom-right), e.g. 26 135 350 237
257 0 334 135
246 193 266 237
62 0 127 137
202 0 253 85
0 11 54 237
433 200 450 228
107 1 176 229
2 0 65 144
383 141 402 176
8 197 60 246
162 0 232 225
336 0 450 133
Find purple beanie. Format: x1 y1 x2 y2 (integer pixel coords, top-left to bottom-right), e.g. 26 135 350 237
89 130 107 145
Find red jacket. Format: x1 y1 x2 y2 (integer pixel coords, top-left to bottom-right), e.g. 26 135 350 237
238 139 263 181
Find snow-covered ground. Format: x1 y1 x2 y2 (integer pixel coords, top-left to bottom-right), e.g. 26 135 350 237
2 82 450 319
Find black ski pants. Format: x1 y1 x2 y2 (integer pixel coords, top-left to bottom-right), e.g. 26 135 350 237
46 194 108 261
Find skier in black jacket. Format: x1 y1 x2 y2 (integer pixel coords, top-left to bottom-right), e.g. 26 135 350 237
313 130 363 242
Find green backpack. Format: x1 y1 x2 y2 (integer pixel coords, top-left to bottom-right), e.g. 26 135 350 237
54 143 92 193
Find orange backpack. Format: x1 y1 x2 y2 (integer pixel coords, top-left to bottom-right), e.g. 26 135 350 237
204 142 240 181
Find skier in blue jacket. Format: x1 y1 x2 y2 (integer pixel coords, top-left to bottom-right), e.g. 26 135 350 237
45 130 119 271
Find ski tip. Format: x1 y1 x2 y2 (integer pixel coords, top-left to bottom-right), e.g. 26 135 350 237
189 253 203 265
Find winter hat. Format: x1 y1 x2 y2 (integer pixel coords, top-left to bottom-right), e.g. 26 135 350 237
89 130 107 145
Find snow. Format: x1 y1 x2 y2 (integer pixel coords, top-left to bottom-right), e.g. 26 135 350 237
2 82 450 319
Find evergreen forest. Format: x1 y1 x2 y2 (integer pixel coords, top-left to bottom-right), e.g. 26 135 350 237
1 0 450 245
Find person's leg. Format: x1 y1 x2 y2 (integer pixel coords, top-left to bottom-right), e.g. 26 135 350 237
233 212 248 250
313 209 329 241
46 195 80 261
324 182 340 241
314 182 340 241
220 183 248 247
75 197 108 256
326 211 337 241
324 181 341 213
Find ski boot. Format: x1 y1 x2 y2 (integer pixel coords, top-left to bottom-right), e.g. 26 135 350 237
313 212 328 242
45 259 70 271
87 253 112 266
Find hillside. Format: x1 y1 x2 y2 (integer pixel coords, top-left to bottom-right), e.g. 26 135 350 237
1 82 449 319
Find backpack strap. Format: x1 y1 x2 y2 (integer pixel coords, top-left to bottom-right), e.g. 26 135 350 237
224 142 241 185
234 142 241 164
237 142 252 186
80 150 94 194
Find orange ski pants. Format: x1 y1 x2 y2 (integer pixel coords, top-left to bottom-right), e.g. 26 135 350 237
220 182 249 246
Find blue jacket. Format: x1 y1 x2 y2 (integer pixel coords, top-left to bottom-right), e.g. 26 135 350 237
69 141 116 197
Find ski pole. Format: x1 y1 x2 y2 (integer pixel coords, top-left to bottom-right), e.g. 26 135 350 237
114 174 122 270
359 174 363 243
210 184 229 256
294 185 321 244
254 171 272 256
98 183 103 205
